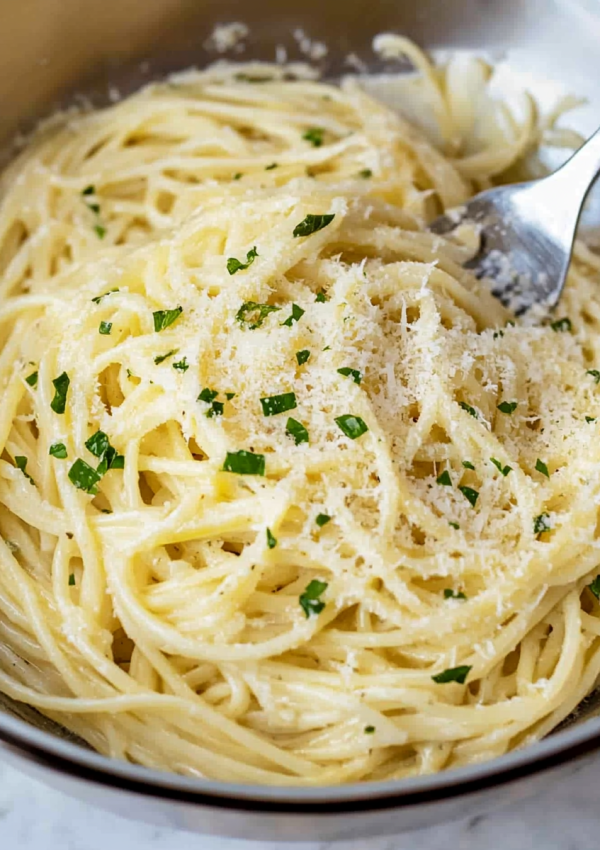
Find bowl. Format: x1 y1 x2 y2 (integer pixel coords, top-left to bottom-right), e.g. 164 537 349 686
2 0 600 841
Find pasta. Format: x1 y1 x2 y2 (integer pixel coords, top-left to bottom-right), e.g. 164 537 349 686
1 41 600 785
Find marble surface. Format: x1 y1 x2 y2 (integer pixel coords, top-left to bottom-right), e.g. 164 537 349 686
1 757 600 850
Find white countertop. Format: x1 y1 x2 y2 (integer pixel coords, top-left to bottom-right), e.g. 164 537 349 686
2 756 600 850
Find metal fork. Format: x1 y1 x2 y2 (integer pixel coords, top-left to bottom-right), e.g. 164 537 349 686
429 127 600 315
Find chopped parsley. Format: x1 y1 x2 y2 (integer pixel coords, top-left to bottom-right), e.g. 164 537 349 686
94 224 107 239
436 470 452 486
490 458 512 477
265 163 278 170
535 459 550 478
82 185 95 196
588 370 600 384
459 401 478 418
551 317 572 333
153 307 182 332
173 357 189 372
233 172 243 180
50 372 70 414
364 725 376 733
293 213 335 238
91 288 119 305
281 304 305 327
25 371 38 387
432 665 471 684
85 431 110 459
316 513 331 527
296 350 311 365
337 367 362 385
462 461 475 470
315 289 329 303
286 417 309 445
586 416 597 423
299 579 328 617
497 400 518 415
589 576 600 600
198 388 218 404
444 589 467 600
85 430 124 474
335 414 368 440
266 528 277 549
222 450 265 476
49 442 68 459
302 127 324 147
68 458 102 495
99 321 112 335
198 388 225 418
154 349 178 365
68 573 76 586
534 512 551 535
448 521 460 530
207 401 224 418
359 169 373 178
261 392 297 417
227 246 258 275
15 456 34 485
236 301 281 329
225 392 236 400
459 485 479 507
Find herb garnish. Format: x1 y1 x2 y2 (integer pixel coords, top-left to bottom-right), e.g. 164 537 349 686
50 372 70 414
449 521 460 529
236 301 281 329
299 579 328 617
432 665 471 684
490 458 512 477
265 163 278 170
15 456 34 485
497 401 518 415
302 128 324 147
85 430 124 474
173 358 189 372
296 350 310 365
198 388 218 403
25 371 38 387
154 349 178 365
266 528 277 549
551 317 572 333
589 576 600 600
535 459 550 478
359 169 373 178
286 417 309 445
227 246 258 275
91 288 119 305
293 213 335 238
586 416 597 423
94 224 107 239
153 307 183 332
444 589 467 600
68 573 76 586
316 513 331 527
459 485 479 507
436 470 452 486
364 725 376 733
49 442 68 459
315 289 329 303
281 304 305 327
335 414 368 440
99 321 112 335
462 461 475 470
68 458 102 495
588 370 600 384
337 367 362 385
261 392 297 417
534 512 551 535
222 450 266 476
459 401 478 418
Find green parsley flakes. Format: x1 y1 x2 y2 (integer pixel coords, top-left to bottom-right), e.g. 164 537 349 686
337 367 362 385
286 417 309 445
68 458 102 495
82 185 95 196
459 485 479 507
586 416 597 423
302 127 324 147
198 388 224 418
497 400 518 414
222 450 265 476
534 512 551 535
99 321 112 335
153 306 183 332
154 349 178 365
299 579 328 617
436 470 452 486
94 224 107 239
50 372 70 414
444 589 467 600
359 169 373 178
25 370 38 387
459 401 478 418
266 528 277 549
448 521 460 530
588 370 600 384
551 317 572 333
68 573 76 586
315 289 329 303
198 388 218 404
490 458 512 477
15 456 34 485
335 414 368 440
261 392 297 417
589 576 600 600
85 430 124 474
173 357 189 372
364 725 376 733
227 246 258 275
236 301 281 329
296 350 311 365
316 513 331 527
432 665 471 684
281 304 305 327
91 288 118 305
293 214 335 238
535 459 550 478
462 461 475 470
265 163 278 170
49 442 68 459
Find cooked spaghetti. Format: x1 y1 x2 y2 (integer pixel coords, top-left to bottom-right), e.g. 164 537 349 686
1 41 600 785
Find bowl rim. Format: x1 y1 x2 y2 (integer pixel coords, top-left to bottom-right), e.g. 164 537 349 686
1 709 600 811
